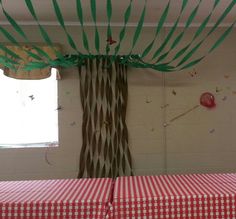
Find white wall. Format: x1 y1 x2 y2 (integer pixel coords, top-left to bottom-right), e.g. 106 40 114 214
0 26 236 180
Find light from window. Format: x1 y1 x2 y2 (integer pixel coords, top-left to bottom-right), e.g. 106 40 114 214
0 68 58 148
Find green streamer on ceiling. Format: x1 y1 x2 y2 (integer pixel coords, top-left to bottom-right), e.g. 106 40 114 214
0 0 235 72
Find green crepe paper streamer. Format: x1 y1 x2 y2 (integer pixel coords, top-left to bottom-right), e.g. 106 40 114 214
141 0 170 58
155 0 202 64
169 0 220 63
181 0 188 12
114 0 133 57
208 0 236 36
0 53 18 65
209 22 235 53
105 0 112 55
0 1 53 63
23 62 50 71
24 0 65 64
76 0 90 53
90 0 100 54
128 61 175 72
176 0 236 68
131 0 146 50
151 0 189 61
0 44 21 61
0 26 43 61
107 0 133 66
0 58 16 70
52 0 81 55
179 21 235 71
180 56 204 70
177 40 203 67
121 1 146 64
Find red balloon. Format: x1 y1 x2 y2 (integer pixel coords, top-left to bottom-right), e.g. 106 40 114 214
200 92 216 108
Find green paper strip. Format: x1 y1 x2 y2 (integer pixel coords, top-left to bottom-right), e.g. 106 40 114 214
0 54 18 65
169 0 220 64
0 44 21 64
121 0 146 64
151 0 189 61
105 0 112 55
90 0 100 54
180 21 235 70
131 0 146 50
0 26 42 61
176 0 236 68
23 61 50 70
113 0 133 57
141 0 170 58
76 0 90 53
155 0 202 64
52 0 81 55
0 1 55 63
24 0 65 63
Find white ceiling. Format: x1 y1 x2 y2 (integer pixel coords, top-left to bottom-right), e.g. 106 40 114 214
0 0 235 26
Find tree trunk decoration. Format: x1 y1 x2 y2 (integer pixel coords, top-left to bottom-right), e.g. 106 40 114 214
78 56 133 178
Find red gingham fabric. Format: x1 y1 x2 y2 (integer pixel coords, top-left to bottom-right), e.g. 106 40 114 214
0 178 113 219
109 174 236 219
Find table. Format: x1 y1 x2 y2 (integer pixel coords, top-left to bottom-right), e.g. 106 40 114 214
110 174 236 219
0 178 113 219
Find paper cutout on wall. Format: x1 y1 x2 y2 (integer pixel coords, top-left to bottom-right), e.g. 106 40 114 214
106 36 117 45
172 90 177 95
70 121 76 126
188 69 197 77
215 87 222 93
222 96 227 101
209 129 215 134
56 105 63 111
28 95 34 100
161 104 169 109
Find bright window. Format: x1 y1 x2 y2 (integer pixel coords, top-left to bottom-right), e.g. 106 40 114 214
0 68 59 148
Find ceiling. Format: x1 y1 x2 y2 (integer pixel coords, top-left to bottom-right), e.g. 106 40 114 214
0 0 235 26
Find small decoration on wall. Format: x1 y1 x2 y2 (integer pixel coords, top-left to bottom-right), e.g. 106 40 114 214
172 90 177 95
28 95 35 100
70 121 76 126
222 96 227 101
106 36 117 45
200 92 216 109
215 87 222 93
209 128 215 134
161 104 169 109
163 123 169 127
56 105 63 111
145 98 152 103
188 69 197 77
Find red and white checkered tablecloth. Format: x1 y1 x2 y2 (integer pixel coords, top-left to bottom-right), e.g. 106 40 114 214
0 178 113 219
109 174 236 219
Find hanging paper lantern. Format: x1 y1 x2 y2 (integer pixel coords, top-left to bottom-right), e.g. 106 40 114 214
200 92 216 108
